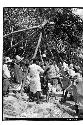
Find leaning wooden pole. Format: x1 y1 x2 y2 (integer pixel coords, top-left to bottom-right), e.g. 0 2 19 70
3 25 40 38
3 19 52 38
39 48 43 63
32 19 48 59
32 32 42 59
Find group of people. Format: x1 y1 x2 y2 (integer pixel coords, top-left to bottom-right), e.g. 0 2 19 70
2 54 83 115
3 55 24 95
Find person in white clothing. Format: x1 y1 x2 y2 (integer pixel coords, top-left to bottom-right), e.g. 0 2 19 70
63 61 69 71
3 64 11 78
68 68 76 78
29 59 44 103
3 57 12 78
3 57 12 96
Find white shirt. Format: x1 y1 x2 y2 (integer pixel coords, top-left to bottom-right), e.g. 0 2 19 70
63 62 69 71
3 64 11 78
29 63 44 78
29 63 44 93
68 68 76 77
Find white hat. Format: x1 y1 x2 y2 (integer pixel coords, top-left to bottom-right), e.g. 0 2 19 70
16 55 24 61
5 57 12 63
42 54 46 58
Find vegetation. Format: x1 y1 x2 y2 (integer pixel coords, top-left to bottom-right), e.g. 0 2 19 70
3 8 83 64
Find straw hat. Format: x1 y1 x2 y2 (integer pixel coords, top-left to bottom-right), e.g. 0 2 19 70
5 57 12 63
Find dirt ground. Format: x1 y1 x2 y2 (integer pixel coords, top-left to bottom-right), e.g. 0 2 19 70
3 92 78 120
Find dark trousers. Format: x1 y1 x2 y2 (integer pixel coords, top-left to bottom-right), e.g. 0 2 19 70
29 91 40 103
36 91 40 103
3 78 10 96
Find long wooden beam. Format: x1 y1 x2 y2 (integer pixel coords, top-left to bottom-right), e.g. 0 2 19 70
3 21 54 38
32 32 42 59
3 25 40 38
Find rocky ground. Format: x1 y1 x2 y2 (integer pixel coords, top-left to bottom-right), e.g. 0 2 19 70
3 91 79 120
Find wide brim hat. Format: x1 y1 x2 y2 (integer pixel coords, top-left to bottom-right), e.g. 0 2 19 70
5 57 12 63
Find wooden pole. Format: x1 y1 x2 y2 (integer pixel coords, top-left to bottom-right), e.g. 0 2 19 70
39 48 43 63
32 19 48 59
32 32 42 59
3 25 40 38
3 20 54 38
11 26 13 47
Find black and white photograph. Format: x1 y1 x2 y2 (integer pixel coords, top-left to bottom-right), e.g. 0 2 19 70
2 7 83 120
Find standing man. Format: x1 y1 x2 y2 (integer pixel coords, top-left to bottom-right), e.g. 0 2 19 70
73 72 83 116
44 60 61 101
3 57 12 96
13 55 24 91
29 59 44 104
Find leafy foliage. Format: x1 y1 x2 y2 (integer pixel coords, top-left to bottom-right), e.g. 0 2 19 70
3 8 83 63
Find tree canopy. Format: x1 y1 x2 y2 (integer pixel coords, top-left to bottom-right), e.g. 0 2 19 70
3 8 83 64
